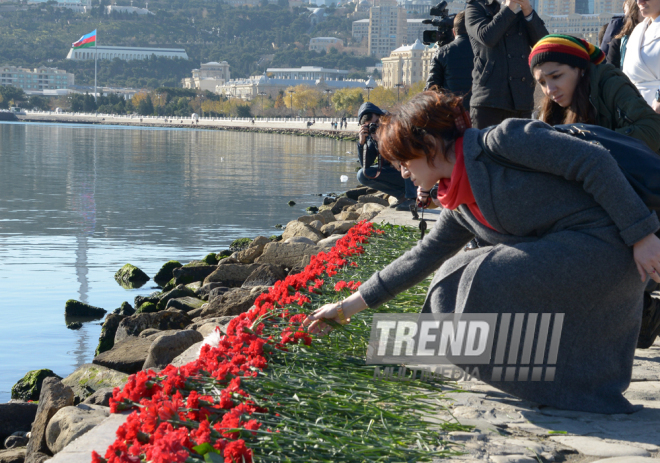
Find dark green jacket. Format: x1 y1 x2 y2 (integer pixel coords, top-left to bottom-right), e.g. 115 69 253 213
590 62 660 152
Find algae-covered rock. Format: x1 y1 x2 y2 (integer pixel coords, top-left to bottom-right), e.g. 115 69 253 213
173 264 217 286
61 364 128 404
136 302 159 314
114 264 150 289
201 253 219 265
11 369 62 402
157 284 196 310
287 200 296 206
112 301 135 317
305 206 319 213
66 321 82 330
161 278 176 292
64 300 106 319
217 250 233 258
153 260 182 287
229 237 253 252
95 314 126 357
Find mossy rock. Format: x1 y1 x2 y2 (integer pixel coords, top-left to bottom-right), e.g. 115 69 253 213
64 300 106 319
66 321 83 330
153 260 182 287
270 235 283 242
229 237 253 252
306 206 319 213
288 200 296 206
217 250 233 258
62 364 128 403
161 278 176 292
11 369 62 401
136 302 159 314
318 205 333 212
274 224 283 229
95 313 125 356
112 301 135 317
114 264 150 289
157 285 196 310
201 253 219 265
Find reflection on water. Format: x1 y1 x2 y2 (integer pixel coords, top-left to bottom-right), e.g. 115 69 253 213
0 122 355 402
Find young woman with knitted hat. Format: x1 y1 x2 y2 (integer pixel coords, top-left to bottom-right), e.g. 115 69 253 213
530 34 660 152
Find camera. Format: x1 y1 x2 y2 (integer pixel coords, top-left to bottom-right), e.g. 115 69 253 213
368 123 379 134
422 1 456 47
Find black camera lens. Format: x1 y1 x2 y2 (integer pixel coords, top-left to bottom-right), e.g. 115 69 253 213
368 123 378 134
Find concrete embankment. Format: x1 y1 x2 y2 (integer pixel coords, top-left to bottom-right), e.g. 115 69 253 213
17 112 359 141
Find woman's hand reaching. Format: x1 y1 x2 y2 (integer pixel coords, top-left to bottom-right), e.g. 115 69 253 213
633 232 660 283
303 292 368 336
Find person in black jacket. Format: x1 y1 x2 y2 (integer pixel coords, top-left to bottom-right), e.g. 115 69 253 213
356 103 417 210
465 0 548 128
425 11 474 109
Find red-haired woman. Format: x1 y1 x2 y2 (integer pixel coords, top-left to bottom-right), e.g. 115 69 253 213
305 91 660 414
530 34 660 152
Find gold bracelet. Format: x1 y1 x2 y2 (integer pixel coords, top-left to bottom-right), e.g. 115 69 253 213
336 301 349 325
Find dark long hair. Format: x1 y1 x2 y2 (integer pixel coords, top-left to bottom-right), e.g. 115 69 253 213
537 65 596 125
616 0 642 39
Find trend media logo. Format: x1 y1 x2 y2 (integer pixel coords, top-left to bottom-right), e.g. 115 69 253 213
366 313 564 382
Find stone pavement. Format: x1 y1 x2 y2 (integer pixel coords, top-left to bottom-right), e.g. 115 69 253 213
46 206 660 462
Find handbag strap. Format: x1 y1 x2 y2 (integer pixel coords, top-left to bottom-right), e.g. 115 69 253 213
477 127 538 173
360 138 382 179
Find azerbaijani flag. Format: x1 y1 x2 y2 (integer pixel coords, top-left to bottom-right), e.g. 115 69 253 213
72 30 97 49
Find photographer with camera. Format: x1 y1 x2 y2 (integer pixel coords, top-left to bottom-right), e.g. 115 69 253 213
465 0 548 128
425 12 474 109
356 103 417 210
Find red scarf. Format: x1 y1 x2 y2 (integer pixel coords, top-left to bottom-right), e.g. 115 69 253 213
437 137 496 231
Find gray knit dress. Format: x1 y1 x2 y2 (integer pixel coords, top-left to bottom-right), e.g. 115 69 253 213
359 119 660 414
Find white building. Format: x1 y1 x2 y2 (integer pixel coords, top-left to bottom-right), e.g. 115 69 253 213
182 61 231 91
0 66 74 91
368 0 408 58
106 5 153 15
540 13 614 39
27 0 90 12
266 66 350 80
309 37 344 52
352 18 370 41
66 45 188 61
381 39 435 87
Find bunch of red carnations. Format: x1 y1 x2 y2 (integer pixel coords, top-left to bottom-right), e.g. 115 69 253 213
92 221 380 463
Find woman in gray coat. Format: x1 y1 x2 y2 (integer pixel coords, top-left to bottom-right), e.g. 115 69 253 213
305 91 660 414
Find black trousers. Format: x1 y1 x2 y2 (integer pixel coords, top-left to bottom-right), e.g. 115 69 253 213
470 107 532 130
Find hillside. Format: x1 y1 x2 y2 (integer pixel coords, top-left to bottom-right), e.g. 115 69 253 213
0 0 375 88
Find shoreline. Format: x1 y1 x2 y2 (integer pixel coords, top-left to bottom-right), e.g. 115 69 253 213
17 113 359 141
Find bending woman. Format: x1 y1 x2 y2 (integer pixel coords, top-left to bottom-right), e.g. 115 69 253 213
531 34 660 151
305 91 660 414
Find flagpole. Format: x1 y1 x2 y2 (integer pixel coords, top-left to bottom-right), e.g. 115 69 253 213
94 31 98 109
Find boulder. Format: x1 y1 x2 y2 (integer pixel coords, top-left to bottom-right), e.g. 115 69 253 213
65 321 82 330
357 210 381 222
242 264 287 288
81 387 115 407
157 285 196 310
171 342 203 367
114 311 192 343
61 364 128 404
208 287 230 300
187 307 205 319
185 281 202 292
387 195 399 206
217 256 238 265
320 220 356 236
153 260 182 286
282 221 325 243
142 330 204 371
201 253 219 265
317 209 336 224
93 336 154 374
361 202 386 214
297 214 326 225
94 314 124 356
203 264 261 287
317 234 344 248
139 328 165 338
63 300 106 319
114 264 150 289
134 295 159 310
165 297 205 313
255 242 320 269
283 236 316 246
0 403 37 444
136 302 159 314
173 264 217 286
330 197 358 214
229 237 252 252
344 187 370 200
25 378 74 462
195 282 227 300
0 448 26 463
323 196 337 205
25 452 49 463
233 245 264 264
45 404 109 454
337 210 361 221
308 220 323 230
112 302 134 317
5 432 29 449
188 316 236 332
357 194 389 206
346 204 362 212
200 288 262 318
11 370 62 402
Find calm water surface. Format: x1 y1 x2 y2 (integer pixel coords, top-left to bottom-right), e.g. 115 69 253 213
0 122 355 402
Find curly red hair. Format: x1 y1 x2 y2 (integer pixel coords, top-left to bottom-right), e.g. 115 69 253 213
377 90 466 166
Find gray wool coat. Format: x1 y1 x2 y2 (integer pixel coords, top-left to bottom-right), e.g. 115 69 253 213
359 119 660 414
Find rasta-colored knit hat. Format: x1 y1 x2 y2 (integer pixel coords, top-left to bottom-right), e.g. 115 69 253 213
529 34 606 71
